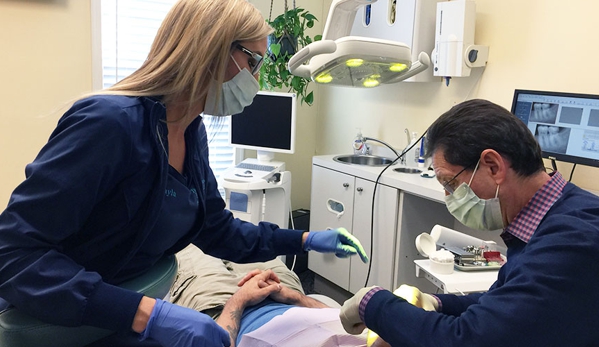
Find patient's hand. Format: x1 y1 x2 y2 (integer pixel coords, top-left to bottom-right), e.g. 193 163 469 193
237 268 281 287
233 269 282 308
263 280 301 305
217 271 281 347
257 275 330 309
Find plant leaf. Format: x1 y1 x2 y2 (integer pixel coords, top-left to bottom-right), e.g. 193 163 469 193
262 8 319 106
305 91 314 105
269 43 281 57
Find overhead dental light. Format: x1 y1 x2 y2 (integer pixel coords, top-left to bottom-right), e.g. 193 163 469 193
287 0 431 88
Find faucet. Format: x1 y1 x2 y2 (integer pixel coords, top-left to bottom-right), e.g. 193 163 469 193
362 137 400 160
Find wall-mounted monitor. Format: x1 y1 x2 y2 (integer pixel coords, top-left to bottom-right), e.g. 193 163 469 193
229 91 297 161
511 89 599 168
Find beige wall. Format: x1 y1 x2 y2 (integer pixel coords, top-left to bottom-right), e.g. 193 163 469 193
318 0 599 193
0 0 92 206
0 0 323 210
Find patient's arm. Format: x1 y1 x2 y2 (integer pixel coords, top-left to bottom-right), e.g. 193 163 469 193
241 268 329 308
216 269 282 347
264 281 329 308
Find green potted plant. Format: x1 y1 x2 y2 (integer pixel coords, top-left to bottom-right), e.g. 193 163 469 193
260 5 321 106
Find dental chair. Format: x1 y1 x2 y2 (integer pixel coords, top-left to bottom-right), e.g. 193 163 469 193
0 255 177 347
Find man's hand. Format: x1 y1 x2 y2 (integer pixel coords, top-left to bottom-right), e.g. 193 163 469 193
217 269 283 346
339 286 380 334
248 270 330 309
393 284 438 311
233 269 283 307
237 268 281 287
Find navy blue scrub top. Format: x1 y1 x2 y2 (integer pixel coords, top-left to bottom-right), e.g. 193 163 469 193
120 166 199 276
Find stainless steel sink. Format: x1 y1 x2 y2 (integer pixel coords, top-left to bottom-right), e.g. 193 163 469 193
393 167 422 174
333 154 395 166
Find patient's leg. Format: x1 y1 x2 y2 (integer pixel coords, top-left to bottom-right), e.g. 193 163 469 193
170 245 240 316
223 257 305 295
170 245 305 319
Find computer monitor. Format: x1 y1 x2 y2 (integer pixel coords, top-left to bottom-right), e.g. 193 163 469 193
229 91 297 161
511 89 599 168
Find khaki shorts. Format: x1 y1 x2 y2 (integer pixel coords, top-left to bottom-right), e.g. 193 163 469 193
169 244 304 319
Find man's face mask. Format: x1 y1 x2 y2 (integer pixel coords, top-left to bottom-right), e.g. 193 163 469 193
444 160 504 231
203 55 260 117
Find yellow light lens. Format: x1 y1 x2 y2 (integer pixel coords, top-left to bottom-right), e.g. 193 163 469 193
389 63 408 72
315 73 333 84
363 78 380 88
346 59 364 67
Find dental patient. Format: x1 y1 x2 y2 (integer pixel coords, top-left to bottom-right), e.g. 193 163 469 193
170 244 383 347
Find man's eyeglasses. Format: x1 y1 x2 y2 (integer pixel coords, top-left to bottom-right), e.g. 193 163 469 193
235 43 265 75
442 164 473 194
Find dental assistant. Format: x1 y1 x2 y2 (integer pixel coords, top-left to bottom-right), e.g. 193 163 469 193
0 1 368 346
340 99 599 346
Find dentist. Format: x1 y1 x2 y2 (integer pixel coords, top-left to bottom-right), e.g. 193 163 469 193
340 99 599 346
0 1 368 346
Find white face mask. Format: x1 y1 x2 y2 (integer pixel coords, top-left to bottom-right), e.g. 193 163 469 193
444 161 504 231
203 55 260 117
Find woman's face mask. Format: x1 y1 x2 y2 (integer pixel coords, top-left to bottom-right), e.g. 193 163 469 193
203 55 260 117
444 161 504 231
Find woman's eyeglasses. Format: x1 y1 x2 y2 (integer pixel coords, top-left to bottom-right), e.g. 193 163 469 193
235 44 265 75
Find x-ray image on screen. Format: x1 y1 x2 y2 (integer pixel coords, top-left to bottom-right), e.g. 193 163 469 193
530 102 559 124
512 89 599 167
534 125 570 154
582 131 599 153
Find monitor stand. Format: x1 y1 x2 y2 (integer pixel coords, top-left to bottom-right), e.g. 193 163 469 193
256 150 275 163
220 154 292 263
220 165 292 228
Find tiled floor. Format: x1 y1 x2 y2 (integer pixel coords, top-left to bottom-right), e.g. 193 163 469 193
297 269 316 294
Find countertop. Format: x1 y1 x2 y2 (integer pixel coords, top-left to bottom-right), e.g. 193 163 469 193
312 154 446 203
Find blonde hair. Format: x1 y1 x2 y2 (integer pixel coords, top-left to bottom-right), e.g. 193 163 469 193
98 0 272 119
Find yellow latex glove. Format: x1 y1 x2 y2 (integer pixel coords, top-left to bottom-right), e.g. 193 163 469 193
366 285 437 347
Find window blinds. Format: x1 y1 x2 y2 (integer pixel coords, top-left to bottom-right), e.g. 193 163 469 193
99 0 236 190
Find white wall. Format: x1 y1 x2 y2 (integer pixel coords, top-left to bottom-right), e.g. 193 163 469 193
317 0 599 192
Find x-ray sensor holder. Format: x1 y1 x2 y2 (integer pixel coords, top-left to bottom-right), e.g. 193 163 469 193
431 0 489 84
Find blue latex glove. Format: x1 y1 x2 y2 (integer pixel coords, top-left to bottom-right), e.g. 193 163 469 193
304 228 369 263
140 298 231 347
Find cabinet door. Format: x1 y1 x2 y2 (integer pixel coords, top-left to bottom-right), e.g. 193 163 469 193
308 165 355 290
349 178 398 293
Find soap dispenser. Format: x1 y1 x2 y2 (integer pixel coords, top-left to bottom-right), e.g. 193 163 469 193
406 131 419 167
353 129 365 155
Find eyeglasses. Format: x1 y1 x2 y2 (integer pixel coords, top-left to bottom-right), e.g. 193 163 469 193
235 43 265 75
441 164 473 194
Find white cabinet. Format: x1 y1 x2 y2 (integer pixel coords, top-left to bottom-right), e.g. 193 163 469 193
308 155 506 297
308 164 398 293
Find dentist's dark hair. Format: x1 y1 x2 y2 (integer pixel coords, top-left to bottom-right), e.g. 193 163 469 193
424 99 545 177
